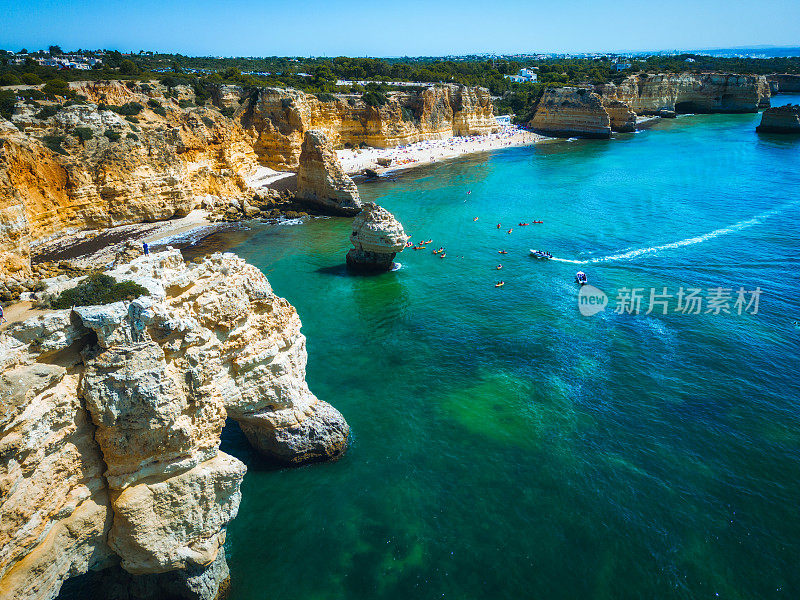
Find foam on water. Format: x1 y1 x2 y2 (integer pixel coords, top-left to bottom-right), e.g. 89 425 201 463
276 217 305 226
552 200 797 265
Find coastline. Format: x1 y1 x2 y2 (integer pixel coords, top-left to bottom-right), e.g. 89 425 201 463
26 116 662 272
337 125 547 176
30 209 215 268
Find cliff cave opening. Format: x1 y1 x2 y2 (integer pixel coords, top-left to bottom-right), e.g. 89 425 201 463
220 418 286 472
675 101 706 114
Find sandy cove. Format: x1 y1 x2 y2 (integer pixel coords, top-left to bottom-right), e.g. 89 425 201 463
22 127 546 279
337 125 546 175
26 127 548 271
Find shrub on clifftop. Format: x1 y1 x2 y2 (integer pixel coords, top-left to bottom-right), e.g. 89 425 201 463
42 78 69 99
0 90 17 120
147 98 167 116
73 127 93 142
51 273 150 309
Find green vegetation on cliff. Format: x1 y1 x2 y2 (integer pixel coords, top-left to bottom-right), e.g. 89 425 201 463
51 273 149 309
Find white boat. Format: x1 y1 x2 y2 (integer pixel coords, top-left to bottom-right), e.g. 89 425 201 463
575 271 588 285
530 249 552 260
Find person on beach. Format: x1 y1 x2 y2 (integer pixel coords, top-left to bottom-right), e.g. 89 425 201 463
143 242 149 256
0 304 5 324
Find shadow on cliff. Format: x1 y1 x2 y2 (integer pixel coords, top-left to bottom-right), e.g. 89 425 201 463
219 419 296 472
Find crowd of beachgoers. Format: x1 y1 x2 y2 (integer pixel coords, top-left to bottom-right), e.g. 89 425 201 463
337 125 545 175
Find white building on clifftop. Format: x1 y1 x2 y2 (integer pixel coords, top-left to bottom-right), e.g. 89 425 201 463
505 67 538 83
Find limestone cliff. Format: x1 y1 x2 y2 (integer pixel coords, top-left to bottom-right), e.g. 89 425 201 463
0 250 349 600
767 74 800 93
242 84 498 170
528 88 612 139
0 89 259 278
0 82 496 280
529 73 772 138
603 99 637 133
756 104 800 133
296 130 361 216
346 202 408 272
597 73 770 115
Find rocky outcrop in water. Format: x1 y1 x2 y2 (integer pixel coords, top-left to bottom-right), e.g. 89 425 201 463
0 250 349 600
346 202 408 272
528 88 612 139
529 73 772 138
756 104 800 133
597 73 770 114
296 130 362 215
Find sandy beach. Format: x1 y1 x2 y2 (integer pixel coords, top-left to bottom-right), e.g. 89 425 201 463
337 125 546 175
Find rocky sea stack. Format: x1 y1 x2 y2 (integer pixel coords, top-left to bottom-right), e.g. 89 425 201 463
296 130 362 215
756 104 800 133
346 203 408 273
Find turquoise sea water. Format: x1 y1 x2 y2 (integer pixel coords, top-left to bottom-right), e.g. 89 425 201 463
219 97 800 600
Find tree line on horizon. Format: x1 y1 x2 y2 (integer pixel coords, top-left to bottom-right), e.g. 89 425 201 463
2 48 799 124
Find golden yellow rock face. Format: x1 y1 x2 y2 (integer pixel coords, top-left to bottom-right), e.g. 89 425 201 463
0 250 349 599
597 73 770 114
296 130 362 215
0 93 260 279
0 325 115 600
0 82 496 279
603 99 637 133
244 84 498 170
528 87 612 139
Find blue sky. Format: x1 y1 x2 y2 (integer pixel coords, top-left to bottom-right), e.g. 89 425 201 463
2 0 798 56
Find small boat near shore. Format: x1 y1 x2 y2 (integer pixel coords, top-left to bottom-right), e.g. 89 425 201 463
530 249 552 260
575 271 588 285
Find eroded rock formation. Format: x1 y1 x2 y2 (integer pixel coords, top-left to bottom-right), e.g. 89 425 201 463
528 88 612 139
0 82 497 280
0 95 258 279
529 73 772 138
346 202 408 272
296 130 361 215
767 74 800 94
597 73 770 115
756 104 800 133
243 84 498 170
0 250 349 600
603 99 637 133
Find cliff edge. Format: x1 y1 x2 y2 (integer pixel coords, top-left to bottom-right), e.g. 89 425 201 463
0 250 349 600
